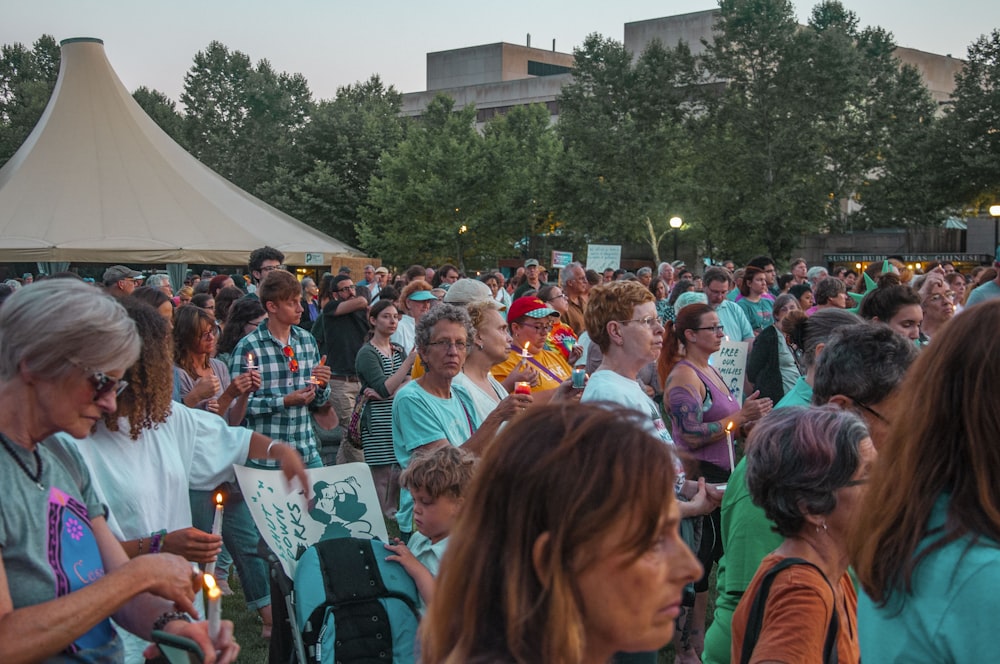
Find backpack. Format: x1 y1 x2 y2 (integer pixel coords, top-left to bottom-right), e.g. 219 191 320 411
293 538 421 663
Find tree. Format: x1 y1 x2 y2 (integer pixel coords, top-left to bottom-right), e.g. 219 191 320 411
133 86 187 148
553 34 698 259
256 75 406 246
0 35 59 167
180 41 311 194
934 29 1000 212
359 95 491 268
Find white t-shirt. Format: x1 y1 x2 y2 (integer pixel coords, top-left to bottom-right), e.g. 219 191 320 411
391 315 416 354
59 404 253 664
452 371 508 423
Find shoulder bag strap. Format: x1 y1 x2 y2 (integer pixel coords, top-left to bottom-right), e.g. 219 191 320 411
739 557 839 664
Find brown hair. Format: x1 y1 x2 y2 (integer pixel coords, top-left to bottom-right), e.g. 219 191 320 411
257 269 300 305
103 299 174 439
850 300 1000 605
421 403 679 664
657 303 713 384
400 446 477 500
739 265 765 297
173 305 216 379
584 281 655 353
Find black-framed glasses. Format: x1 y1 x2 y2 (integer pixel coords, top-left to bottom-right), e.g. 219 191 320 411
618 315 661 329
337 284 357 293
259 264 283 273
854 399 889 425
695 325 726 334
520 322 552 334
545 293 568 302
426 340 471 352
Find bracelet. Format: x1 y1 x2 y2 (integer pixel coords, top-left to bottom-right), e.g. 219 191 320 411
152 610 191 633
266 440 279 458
149 529 167 554
137 537 144 555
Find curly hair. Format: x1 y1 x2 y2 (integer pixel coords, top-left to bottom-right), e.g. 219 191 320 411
400 446 477 500
103 300 174 440
584 281 655 353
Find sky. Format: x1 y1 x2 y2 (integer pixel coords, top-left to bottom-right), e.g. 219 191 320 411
2 0 997 104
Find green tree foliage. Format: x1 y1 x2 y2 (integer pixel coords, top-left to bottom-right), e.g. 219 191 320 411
360 95 492 268
480 103 562 264
180 41 311 194
553 34 697 257
256 75 405 247
0 35 59 167
132 86 187 148
935 29 1000 211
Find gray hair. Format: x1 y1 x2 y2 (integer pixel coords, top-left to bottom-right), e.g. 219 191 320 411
561 261 584 282
807 266 829 282
0 280 140 381
415 303 475 351
301 277 316 295
746 405 869 537
813 277 846 305
145 274 171 290
812 322 918 406
637 267 652 277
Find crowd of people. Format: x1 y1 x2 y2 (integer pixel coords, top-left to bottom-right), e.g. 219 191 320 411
2 243 1000 663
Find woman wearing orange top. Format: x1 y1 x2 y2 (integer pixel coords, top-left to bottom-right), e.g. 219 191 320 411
491 296 573 394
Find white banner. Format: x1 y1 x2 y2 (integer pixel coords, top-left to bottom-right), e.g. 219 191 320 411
235 462 388 577
585 244 621 272
710 340 749 403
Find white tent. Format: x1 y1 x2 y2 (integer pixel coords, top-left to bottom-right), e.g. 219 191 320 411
0 37 364 270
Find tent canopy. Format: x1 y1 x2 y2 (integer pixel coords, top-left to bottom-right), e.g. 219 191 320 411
0 37 364 266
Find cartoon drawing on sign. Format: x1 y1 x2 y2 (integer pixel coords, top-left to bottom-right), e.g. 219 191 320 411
730 377 740 394
308 476 377 540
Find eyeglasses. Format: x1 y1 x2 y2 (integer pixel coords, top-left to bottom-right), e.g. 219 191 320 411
201 329 217 341
695 325 726 334
854 399 889 425
71 360 128 401
618 315 661 329
259 265 283 273
520 322 552 334
544 293 568 302
924 292 956 305
425 340 471 352
283 345 299 372
337 285 357 293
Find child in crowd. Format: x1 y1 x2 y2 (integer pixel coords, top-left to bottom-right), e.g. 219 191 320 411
384 445 476 609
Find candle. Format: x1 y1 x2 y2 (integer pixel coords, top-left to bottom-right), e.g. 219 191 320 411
514 381 531 395
245 352 256 370
204 574 221 642
521 341 530 359
205 492 224 576
726 422 736 472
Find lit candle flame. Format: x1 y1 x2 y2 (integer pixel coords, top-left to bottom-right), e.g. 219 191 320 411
727 421 734 432
215 492 223 506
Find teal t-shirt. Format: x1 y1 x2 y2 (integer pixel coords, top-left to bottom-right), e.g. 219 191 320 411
859 493 1000 662
391 381 478 533
736 297 774 335
775 375 813 409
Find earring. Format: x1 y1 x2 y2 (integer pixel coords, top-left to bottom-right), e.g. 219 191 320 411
476 343 484 351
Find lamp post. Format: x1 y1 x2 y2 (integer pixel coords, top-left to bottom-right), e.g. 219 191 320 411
669 216 683 261
457 224 468 272
990 205 1000 252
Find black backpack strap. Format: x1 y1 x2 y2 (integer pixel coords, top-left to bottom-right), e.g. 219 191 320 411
739 557 839 664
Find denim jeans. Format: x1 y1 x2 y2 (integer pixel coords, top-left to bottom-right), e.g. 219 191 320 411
190 485 270 610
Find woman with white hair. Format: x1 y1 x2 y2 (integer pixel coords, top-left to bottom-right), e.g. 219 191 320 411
0 280 238 662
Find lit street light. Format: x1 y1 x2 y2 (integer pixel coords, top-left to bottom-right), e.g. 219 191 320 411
991 205 1000 252
669 216 683 261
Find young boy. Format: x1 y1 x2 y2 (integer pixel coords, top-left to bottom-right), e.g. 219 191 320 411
384 445 476 609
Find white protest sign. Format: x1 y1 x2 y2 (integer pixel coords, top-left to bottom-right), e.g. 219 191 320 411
235 462 389 577
586 244 621 272
710 340 749 403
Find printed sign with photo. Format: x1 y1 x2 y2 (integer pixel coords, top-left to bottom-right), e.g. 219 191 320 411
235 462 388 577
710 340 748 403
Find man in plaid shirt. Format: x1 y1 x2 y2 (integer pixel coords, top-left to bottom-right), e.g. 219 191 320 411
231 269 332 468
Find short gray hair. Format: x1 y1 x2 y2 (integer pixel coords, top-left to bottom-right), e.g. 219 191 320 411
145 274 171 289
415 303 474 351
0 280 140 381
561 261 584 282
637 267 652 277
812 322 918 406
813 277 846 305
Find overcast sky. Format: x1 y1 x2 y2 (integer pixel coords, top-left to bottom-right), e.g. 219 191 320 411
2 0 996 103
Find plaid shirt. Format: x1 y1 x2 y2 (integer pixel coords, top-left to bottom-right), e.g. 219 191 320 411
230 323 329 467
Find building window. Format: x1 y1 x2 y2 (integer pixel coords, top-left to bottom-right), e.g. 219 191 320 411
527 61 572 77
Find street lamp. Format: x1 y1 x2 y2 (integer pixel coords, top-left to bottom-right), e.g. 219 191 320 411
457 224 468 272
669 216 683 260
990 205 1000 252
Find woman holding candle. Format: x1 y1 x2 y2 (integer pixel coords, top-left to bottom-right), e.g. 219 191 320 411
491 296 573 394
0 280 238 663
64 300 309 656
215 297 267 367
659 303 773 662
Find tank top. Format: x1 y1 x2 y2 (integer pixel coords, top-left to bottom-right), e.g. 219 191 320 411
672 359 740 469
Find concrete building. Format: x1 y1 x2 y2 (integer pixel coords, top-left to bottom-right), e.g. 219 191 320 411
401 9 966 124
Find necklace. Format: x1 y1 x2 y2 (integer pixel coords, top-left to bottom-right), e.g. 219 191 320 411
0 432 44 490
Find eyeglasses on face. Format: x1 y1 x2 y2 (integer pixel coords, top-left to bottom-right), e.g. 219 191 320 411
544 293 568 302
259 264 283 273
70 359 129 401
337 284 357 293
618 315 661 329
520 322 552 334
283 345 299 372
854 399 890 425
425 339 471 352
924 291 956 305
695 325 726 334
